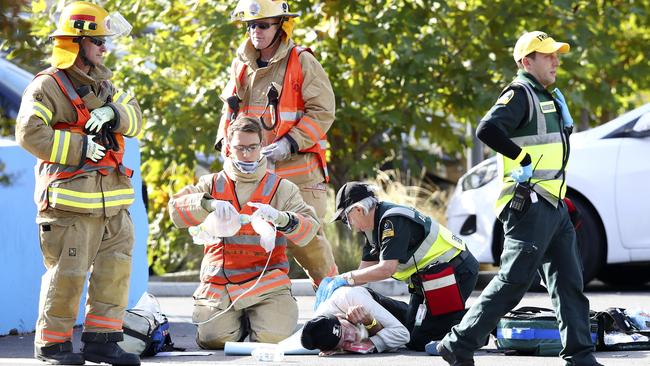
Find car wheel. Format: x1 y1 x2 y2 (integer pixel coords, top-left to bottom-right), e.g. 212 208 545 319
569 194 606 284
491 194 605 286
598 264 650 287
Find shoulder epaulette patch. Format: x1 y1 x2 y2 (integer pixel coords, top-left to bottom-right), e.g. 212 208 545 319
381 219 395 241
496 89 514 105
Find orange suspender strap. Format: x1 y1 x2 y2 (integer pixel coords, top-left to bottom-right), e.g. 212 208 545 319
44 68 90 125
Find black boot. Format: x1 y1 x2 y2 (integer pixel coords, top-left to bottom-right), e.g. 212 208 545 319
81 332 140 366
35 341 85 365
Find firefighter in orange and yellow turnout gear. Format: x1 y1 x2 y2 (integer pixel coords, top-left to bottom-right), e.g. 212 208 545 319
15 2 141 365
214 0 338 286
170 116 319 349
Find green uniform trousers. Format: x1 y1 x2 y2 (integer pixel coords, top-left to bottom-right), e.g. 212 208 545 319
442 198 598 366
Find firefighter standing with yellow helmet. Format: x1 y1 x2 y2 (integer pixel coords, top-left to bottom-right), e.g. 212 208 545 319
214 0 338 286
15 2 142 365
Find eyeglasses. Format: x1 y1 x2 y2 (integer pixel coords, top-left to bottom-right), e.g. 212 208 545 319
341 206 354 229
247 22 280 30
231 144 261 154
88 36 107 47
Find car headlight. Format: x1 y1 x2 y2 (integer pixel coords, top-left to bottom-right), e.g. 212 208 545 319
461 159 498 191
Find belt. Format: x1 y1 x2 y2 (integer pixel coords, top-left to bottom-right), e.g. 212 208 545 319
422 249 469 272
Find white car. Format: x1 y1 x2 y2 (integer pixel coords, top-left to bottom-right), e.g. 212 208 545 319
447 103 650 285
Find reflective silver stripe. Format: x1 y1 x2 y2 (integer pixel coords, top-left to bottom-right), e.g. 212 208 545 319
499 182 560 207
223 235 287 247
214 172 226 193
48 189 135 208
394 220 440 274
40 162 113 176
512 81 546 133
422 272 456 291
50 130 70 164
427 247 459 265
511 132 562 146
280 111 302 122
32 102 52 125
115 90 132 104
48 190 102 206
203 262 290 279
532 169 562 180
318 139 327 149
54 70 80 100
381 207 416 220
276 159 319 175
297 119 322 140
125 104 138 136
227 272 290 296
262 173 279 196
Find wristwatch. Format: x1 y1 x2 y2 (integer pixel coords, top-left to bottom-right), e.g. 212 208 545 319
364 317 378 330
343 272 356 286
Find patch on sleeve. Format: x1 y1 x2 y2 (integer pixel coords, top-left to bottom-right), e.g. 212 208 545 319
496 90 514 105
33 92 43 102
381 219 395 242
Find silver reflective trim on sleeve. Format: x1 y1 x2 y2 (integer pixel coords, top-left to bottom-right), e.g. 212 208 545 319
511 132 562 146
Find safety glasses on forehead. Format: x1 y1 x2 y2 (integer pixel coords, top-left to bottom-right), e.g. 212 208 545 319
88 36 107 47
247 22 280 30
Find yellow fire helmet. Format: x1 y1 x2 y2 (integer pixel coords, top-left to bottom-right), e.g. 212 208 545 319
231 0 298 22
231 0 298 41
50 1 132 69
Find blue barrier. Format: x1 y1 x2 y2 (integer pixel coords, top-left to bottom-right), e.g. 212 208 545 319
0 137 148 335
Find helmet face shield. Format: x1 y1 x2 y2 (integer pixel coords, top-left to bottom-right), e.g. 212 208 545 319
105 12 132 38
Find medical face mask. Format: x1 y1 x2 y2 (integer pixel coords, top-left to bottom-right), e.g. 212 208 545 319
232 158 260 174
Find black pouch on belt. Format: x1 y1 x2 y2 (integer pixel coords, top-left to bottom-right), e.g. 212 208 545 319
418 263 465 316
509 183 532 213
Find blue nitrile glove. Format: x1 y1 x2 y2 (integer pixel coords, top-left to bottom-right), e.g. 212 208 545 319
510 163 533 183
322 275 347 303
552 88 574 128
314 277 333 310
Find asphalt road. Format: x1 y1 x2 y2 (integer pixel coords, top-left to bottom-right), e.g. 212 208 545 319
1 279 649 365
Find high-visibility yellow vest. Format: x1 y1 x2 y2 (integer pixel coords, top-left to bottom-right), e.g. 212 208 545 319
494 78 568 216
375 203 466 281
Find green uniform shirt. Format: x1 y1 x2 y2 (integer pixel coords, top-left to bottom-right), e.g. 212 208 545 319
481 70 561 137
482 70 565 208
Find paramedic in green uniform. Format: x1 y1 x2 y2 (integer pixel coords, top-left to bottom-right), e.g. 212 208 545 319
314 182 479 351
432 31 603 366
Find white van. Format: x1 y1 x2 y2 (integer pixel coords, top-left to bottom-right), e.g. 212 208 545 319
447 104 650 285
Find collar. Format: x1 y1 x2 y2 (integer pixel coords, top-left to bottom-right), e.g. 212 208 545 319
371 202 384 243
223 156 268 183
516 70 546 92
238 38 295 70
65 64 112 86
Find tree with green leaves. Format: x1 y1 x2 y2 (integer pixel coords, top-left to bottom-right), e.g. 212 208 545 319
3 0 648 274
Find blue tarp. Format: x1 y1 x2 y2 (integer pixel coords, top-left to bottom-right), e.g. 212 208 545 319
0 137 149 335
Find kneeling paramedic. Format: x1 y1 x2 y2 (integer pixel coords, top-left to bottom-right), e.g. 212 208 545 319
315 182 480 351
168 116 319 349
16 2 141 365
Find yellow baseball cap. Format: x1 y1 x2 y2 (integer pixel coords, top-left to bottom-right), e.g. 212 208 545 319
513 31 570 61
